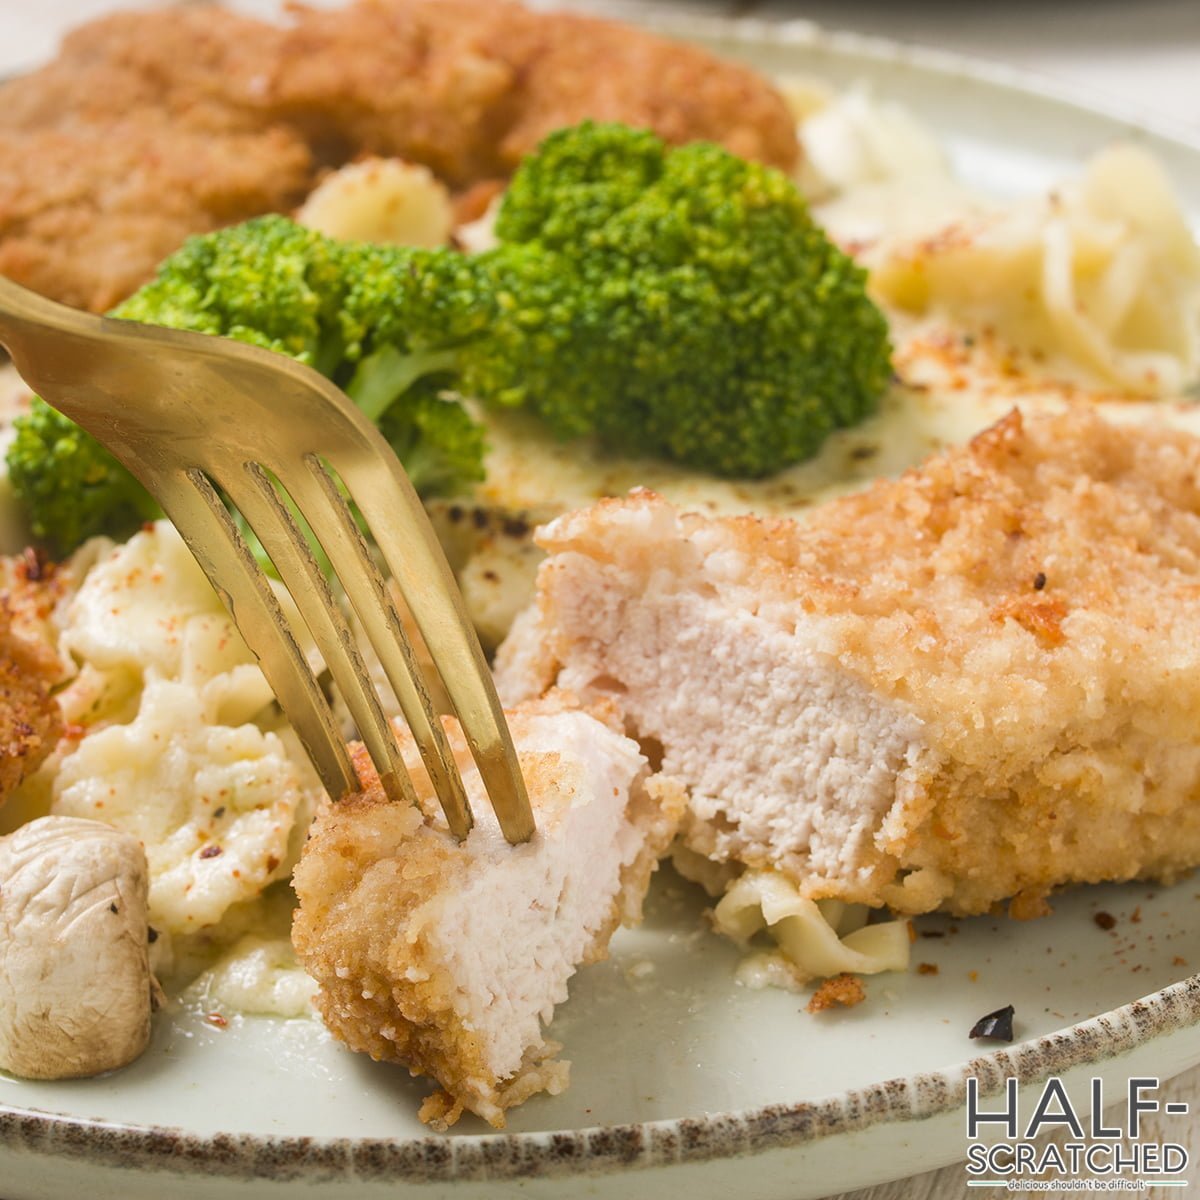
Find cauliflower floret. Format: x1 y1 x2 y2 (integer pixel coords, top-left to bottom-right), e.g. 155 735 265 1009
52 678 321 933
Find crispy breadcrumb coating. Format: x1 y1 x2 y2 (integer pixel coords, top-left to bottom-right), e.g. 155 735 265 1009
292 693 684 1127
0 558 65 803
807 974 866 1013
0 0 798 310
258 0 799 183
498 408 1200 916
0 119 314 313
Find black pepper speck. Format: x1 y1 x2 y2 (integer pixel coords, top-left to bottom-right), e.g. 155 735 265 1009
969 1004 1015 1042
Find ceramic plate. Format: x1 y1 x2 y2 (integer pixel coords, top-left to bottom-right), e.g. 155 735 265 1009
4 14 1200 1200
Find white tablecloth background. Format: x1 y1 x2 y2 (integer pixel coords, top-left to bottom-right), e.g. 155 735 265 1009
2 3 1198 1197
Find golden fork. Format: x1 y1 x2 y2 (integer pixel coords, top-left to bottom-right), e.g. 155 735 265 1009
0 276 534 844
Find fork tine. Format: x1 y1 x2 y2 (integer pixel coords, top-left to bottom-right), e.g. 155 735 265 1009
158 467 359 802
0 276 530 837
283 456 476 840
216 462 417 810
330 453 535 846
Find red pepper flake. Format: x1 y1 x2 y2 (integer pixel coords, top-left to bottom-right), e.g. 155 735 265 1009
1130 906 1142 924
21 546 44 582
266 855 280 873
199 844 223 859
206 1012 228 1029
1173 956 1188 968
968 970 979 982
917 962 939 976
1094 911 1117 931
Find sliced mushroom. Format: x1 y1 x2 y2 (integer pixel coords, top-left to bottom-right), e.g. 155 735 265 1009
0 816 156 1079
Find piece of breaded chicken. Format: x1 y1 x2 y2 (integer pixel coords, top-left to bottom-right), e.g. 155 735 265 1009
0 119 315 313
0 8 278 137
291 693 684 1128
259 0 799 184
0 8 314 311
497 408 1200 917
0 0 798 311
0 566 64 804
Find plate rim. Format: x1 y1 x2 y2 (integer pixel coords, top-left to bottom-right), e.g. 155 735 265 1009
631 4 1200 155
3 974 1199 1183
4 9 1200 1187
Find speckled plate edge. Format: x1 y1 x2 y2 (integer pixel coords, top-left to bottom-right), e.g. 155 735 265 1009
4 11 1200 1191
2 975 1199 1185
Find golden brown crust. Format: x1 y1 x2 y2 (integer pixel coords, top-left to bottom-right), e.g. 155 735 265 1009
0 0 798 310
528 409 1200 915
256 0 798 183
292 696 684 1127
0 120 314 313
0 562 64 802
806 973 865 1013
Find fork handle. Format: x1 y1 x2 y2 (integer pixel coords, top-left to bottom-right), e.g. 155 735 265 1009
0 275 100 345
0 276 116 405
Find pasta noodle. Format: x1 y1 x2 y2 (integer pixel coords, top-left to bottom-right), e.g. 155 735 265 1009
296 158 454 248
712 870 911 988
11 523 323 947
870 144 1200 395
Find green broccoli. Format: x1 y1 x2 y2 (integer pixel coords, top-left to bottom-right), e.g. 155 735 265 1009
7 398 162 552
8 217 489 556
110 214 348 371
469 121 892 478
8 124 892 555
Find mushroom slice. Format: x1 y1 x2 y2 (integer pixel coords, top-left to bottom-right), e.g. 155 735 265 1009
0 816 156 1079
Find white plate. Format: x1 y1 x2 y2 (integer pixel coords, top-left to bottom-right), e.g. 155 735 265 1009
4 16 1200 1200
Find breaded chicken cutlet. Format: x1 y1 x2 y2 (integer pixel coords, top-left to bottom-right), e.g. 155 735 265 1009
497 408 1200 918
0 580 64 803
0 0 798 312
292 693 684 1128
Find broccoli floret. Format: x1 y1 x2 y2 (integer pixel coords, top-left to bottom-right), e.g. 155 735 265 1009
377 377 488 499
111 215 348 372
8 125 891 555
332 240 492 498
469 122 892 478
8 218 488 557
7 398 161 553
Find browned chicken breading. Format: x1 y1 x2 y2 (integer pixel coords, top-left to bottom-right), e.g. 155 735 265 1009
0 7 314 311
293 693 684 1128
259 0 800 183
0 0 799 311
497 408 1200 917
0 560 64 803
0 119 315 313
0 7 278 136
